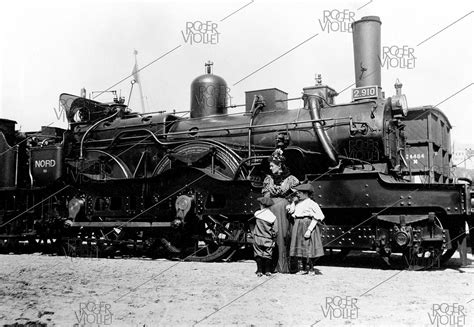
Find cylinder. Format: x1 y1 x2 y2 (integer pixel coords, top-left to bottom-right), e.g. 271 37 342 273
352 16 382 88
190 72 228 118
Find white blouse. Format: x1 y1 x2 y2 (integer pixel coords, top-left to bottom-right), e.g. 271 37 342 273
287 198 325 221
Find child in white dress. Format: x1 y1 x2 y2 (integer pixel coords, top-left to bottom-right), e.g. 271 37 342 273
287 183 325 275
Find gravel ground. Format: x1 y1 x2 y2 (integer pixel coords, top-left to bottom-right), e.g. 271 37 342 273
0 251 472 326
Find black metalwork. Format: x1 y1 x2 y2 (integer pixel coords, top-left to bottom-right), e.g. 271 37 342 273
0 16 471 269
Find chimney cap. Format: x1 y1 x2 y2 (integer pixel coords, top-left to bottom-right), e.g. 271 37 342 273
352 16 382 27
359 16 381 23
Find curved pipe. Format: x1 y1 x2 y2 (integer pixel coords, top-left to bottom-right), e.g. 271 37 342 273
81 149 132 179
305 94 339 167
80 109 120 159
106 128 186 150
248 96 264 157
232 155 268 181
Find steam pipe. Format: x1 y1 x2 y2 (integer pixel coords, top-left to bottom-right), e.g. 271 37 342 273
248 96 264 158
14 145 18 186
248 95 257 158
79 109 120 159
83 116 354 148
305 94 338 167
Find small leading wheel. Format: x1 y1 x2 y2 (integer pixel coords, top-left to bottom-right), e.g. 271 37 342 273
185 215 244 262
403 218 461 270
440 243 458 264
76 149 132 181
440 227 468 265
403 245 443 271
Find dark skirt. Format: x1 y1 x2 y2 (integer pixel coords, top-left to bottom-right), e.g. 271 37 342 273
268 197 291 273
253 244 273 259
290 217 324 258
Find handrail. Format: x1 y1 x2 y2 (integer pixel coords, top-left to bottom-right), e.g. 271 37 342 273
159 116 352 138
81 117 353 151
79 109 120 159
232 156 268 181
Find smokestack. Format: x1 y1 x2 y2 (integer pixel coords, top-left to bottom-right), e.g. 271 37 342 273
352 16 381 88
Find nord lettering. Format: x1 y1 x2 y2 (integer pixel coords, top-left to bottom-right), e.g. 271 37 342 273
34 159 56 168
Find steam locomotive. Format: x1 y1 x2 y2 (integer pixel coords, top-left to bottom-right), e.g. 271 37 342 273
1 16 472 269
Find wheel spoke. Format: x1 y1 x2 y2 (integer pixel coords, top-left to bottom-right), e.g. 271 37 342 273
184 215 244 262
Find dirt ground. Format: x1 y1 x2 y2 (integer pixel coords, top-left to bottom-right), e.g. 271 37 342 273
0 251 472 327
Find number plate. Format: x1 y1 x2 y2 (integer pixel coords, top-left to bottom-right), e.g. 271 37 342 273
352 86 379 100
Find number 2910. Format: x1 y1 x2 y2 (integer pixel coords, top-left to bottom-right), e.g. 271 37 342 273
352 86 377 100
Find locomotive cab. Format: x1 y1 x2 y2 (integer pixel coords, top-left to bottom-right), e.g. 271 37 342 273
60 93 122 125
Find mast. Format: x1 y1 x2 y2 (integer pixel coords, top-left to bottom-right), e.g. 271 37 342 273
133 49 146 113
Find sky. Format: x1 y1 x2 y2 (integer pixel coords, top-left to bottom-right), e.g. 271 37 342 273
1 0 472 146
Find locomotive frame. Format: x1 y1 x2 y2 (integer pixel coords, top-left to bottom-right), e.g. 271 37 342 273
0 16 472 270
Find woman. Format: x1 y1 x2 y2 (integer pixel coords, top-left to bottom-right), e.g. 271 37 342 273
287 183 325 275
262 149 299 273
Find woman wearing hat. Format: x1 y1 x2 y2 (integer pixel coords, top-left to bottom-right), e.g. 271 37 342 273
287 183 325 275
262 149 299 273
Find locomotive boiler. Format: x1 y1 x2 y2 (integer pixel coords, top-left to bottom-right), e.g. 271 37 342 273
0 16 471 269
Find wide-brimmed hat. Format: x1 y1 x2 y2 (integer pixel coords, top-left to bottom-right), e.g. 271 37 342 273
293 183 314 194
257 196 274 207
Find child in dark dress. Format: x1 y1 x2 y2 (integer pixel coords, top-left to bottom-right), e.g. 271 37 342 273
252 197 278 277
